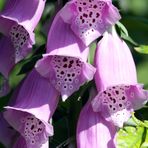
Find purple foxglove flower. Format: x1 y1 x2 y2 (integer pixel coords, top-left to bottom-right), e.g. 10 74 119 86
92 29 148 128
0 0 46 77
77 90 117 148
4 69 60 147
36 13 96 101
92 84 148 128
60 0 121 45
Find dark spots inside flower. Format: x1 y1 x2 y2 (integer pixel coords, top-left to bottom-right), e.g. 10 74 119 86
67 74 70 77
69 79 72 82
113 108 116 111
72 73 75 77
108 93 111 96
60 71 64 75
78 7 82 12
83 2 86 5
63 64 67 68
63 57 67 62
83 13 88 18
104 91 107 94
122 96 125 100
15 33 19 38
92 19 96 23
109 105 112 108
82 19 85 23
119 104 122 107
68 64 72 68
70 60 74 64
112 99 116 103
93 5 97 8
89 12 93 17
115 90 119 94
31 125 34 130
89 24 92 27
64 78 67 82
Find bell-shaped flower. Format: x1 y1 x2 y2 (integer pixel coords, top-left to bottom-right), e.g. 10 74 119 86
60 0 121 45
0 113 48 148
77 89 117 148
4 69 60 147
92 29 148 128
36 13 96 101
0 0 46 77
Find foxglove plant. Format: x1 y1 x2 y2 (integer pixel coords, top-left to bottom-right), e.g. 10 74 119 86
0 0 46 78
77 28 148 148
36 12 96 101
60 0 121 45
36 0 121 101
4 69 60 147
92 28 148 127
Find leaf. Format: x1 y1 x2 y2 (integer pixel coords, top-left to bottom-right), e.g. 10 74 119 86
88 42 97 65
116 21 129 36
116 22 138 46
135 45 148 54
117 126 144 148
18 55 41 75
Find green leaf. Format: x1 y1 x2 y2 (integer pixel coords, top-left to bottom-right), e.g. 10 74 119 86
116 22 138 46
117 126 144 148
88 42 97 65
18 55 41 75
116 21 129 36
135 45 148 54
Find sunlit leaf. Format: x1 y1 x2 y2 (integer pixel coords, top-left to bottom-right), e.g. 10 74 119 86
135 45 148 54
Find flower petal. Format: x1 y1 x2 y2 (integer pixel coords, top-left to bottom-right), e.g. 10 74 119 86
77 101 116 148
13 136 27 148
94 31 137 91
0 113 18 148
4 110 52 148
60 0 121 45
92 84 148 128
36 56 96 101
4 69 59 147
0 36 14 77
46 13 89 61
1 0 46 31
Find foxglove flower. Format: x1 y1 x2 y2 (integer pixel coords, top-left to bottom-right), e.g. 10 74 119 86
4 69 60 147
92 29 148 128
36 13 96 101
0 0 46 77
77 89 117 148
60 0 121 45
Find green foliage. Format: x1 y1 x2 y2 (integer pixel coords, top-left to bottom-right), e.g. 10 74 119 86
135 45 148 54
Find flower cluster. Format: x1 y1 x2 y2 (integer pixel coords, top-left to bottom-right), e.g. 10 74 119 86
0 0 147 148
